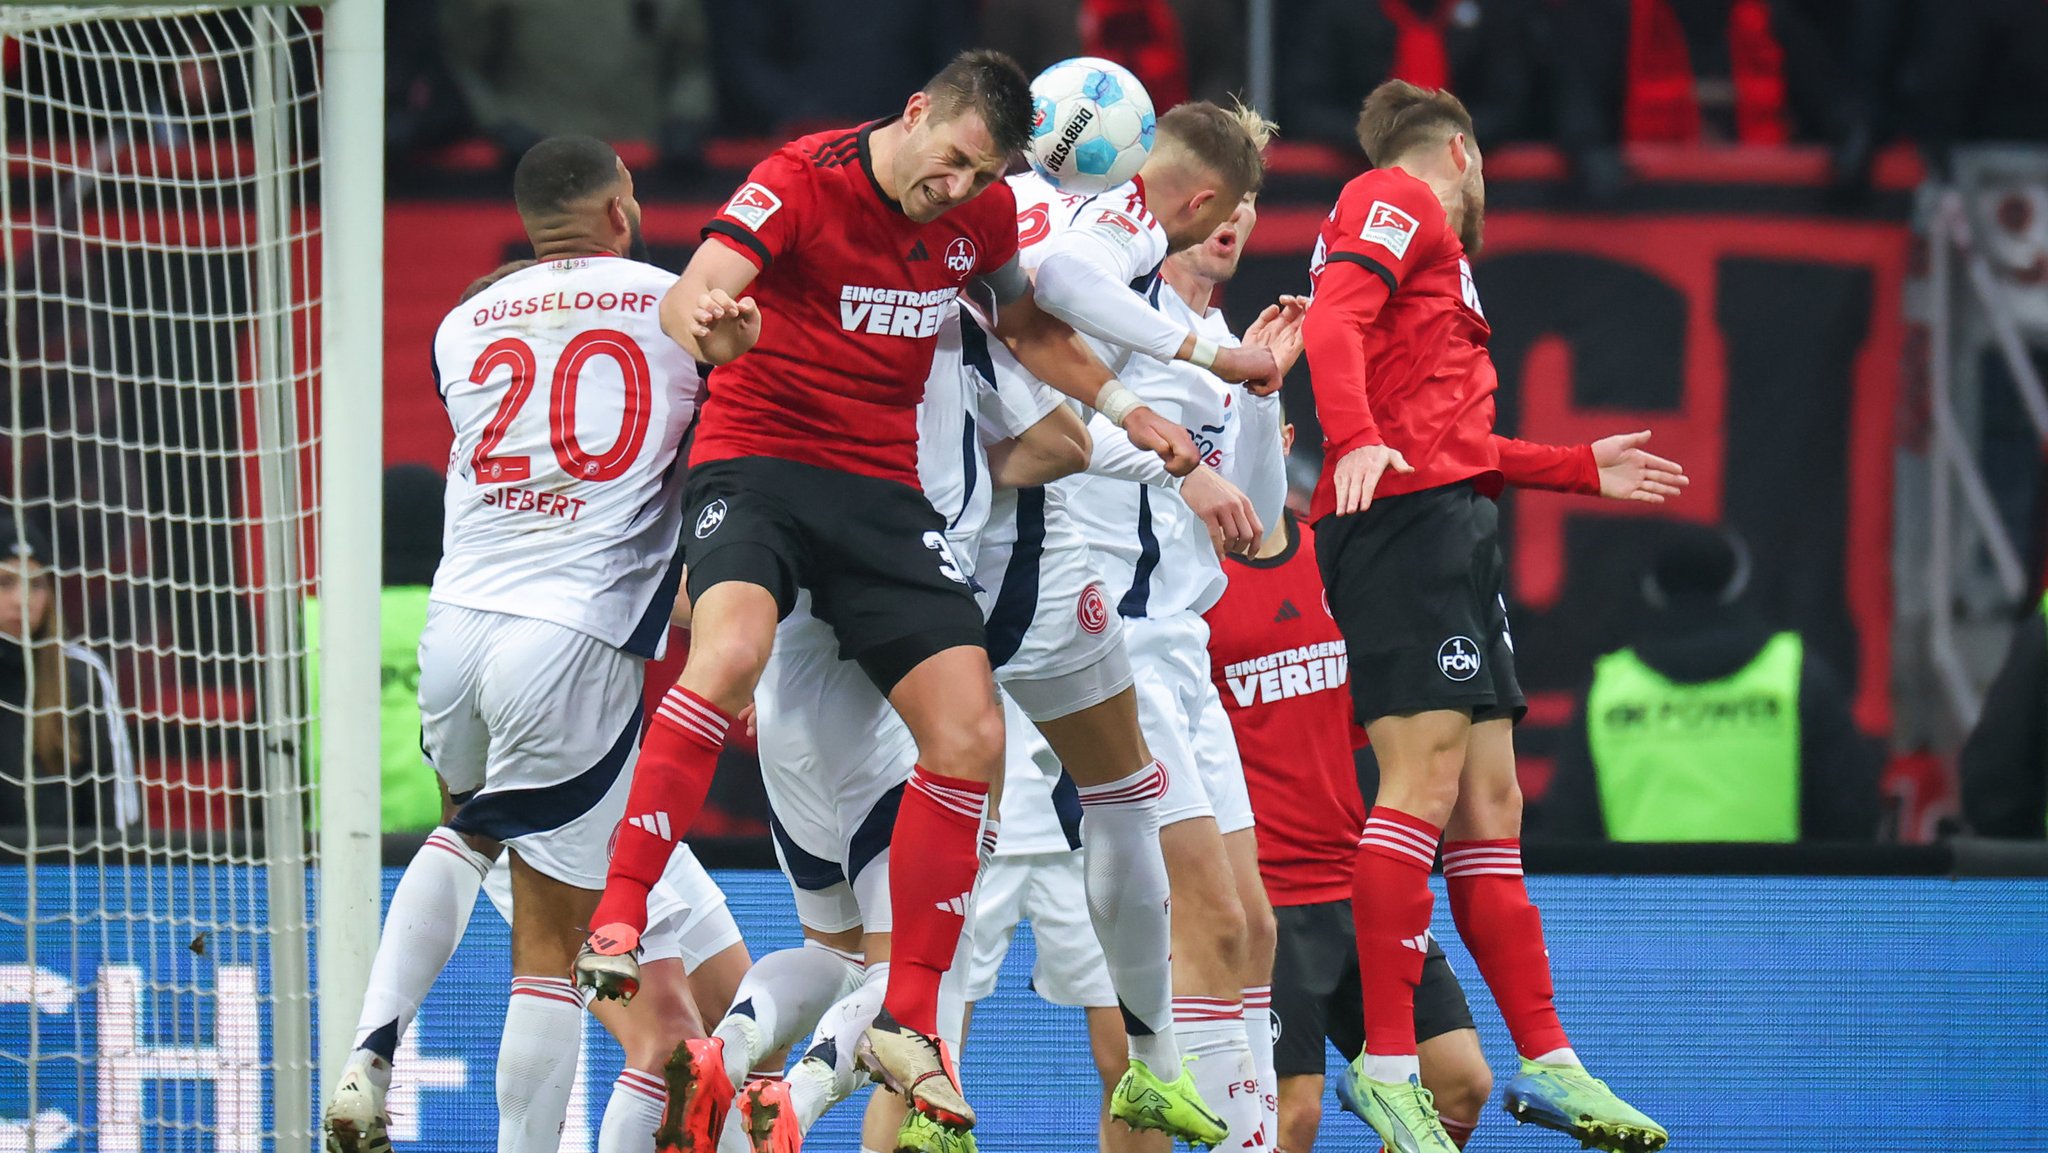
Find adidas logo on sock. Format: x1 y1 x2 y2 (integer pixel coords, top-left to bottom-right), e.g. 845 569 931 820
1398 931 1431 952
934 892 970 916
627 811 674 841
907 239 930 261
1273 598 1302 623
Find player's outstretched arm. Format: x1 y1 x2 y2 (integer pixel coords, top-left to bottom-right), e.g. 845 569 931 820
660 241 762 365
986 403 1092 489
989 282 1200 476
1033 242 1278 388
1591 430 1689 503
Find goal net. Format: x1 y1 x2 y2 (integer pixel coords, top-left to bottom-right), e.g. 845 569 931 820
1 5 333 1150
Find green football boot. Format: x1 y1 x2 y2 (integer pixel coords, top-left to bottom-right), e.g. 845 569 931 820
1109 1058 1230 1149
1334 1059 1459 1153
1503 1058 1669 1151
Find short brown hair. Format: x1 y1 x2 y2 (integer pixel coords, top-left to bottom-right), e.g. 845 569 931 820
1355 80 1474 168
923 50 1033 156
1157 100 1266 196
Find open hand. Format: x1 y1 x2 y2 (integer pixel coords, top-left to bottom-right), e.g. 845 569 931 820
1592 430 1689 503
1333 442 1414 515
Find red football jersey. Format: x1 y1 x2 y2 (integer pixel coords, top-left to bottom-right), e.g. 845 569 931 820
691 120 1021 486
1302 166 1500 521
1204 516 1366 906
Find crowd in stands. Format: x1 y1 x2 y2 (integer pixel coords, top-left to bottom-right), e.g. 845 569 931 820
378 0 2048 196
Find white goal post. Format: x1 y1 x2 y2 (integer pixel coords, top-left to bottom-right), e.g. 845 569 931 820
0 1 380 1149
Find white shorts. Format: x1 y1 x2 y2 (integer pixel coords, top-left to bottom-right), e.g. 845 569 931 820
752 595 906 935
978 485 1134 721
959 851 1113 1008
418 602 641 890
1128 612 1255 835
481 844 742 972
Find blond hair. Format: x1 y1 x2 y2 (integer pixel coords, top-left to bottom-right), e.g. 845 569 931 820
1228 98 1279 154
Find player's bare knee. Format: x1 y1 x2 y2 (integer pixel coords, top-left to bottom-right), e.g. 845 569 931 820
916 697 1005 783
1242 902 1278 975
685 632 772 704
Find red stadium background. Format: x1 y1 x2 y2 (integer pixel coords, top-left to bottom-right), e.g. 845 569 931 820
379 150 1911 813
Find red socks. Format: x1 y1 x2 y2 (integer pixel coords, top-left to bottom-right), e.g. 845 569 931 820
1354 807 1441 1058
589 687 730 933
1442 839 1570 1059
884 765 989 1034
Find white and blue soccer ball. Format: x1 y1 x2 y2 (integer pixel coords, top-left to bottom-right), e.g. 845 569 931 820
1027 57 1156 195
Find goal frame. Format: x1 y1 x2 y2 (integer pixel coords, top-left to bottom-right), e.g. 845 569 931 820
1 0 383 1145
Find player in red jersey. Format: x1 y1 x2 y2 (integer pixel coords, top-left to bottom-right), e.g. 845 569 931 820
1205 454 1491 1153
1300 80 1682 1153
575 51 1201 1151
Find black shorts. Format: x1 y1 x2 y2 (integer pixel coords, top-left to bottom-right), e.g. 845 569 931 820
682 456 985 693
1314 481 1525 724
1270 900 1476 1077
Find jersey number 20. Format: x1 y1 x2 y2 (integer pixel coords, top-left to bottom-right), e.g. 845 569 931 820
468 330 652 484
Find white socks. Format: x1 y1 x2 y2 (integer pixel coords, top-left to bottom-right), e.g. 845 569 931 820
351 828 491 1061
1533 1046 1583 1068
1077 762 1180 1072
1358 1052 1422 1083
1243 986 1278 1145
713 940 865 1087
496 977 585 1153
787 962 888 1133
1175 999 1260 1151
598 1068 667 1153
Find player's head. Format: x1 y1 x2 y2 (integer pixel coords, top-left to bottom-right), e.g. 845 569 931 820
1141 101 1267 253
891 50 1032 223
513 136 646 260
458 259 539 304
1164 102 1276 283
1355 80 1484 254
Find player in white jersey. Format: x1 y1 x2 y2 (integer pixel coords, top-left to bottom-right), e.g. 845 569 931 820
991 102 1305 1153
938 704 1166 1153
325 139 703 1153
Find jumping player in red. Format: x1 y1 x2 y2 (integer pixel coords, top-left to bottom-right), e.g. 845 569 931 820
574 51 1200 1152
1301 80 1678 1153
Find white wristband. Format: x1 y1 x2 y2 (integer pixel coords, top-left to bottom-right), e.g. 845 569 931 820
1189 335 1220 370
1096 380 1145 427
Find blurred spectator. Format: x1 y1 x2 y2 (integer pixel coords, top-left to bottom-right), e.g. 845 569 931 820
387 0 476 170
305 466 446 834
980 0 1084 77
1536 525 1881 842
703 0 972 137
1907 0 2048 178
439 0 717 172
0 516 139 840
1270 0 1550 152
1959 592 2048 839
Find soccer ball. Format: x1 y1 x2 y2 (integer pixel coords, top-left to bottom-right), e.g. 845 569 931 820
1027 57 1156 195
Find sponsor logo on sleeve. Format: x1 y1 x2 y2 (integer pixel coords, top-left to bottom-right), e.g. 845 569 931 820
1360 199 1419 260
724 182 783 231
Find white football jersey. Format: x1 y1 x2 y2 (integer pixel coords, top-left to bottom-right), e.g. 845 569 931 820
1059 285 1241 618
919 306 1064 567
430 256 701 657
1009 170 1171 372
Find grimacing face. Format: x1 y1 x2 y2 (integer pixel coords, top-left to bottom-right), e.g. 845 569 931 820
1174 193 1258 283
893 100 1008 223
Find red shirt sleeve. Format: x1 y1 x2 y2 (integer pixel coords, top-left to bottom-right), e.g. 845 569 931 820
703 149 812 270
1303 172 1450 460
1323 171 1447 296
1494 437 1600 495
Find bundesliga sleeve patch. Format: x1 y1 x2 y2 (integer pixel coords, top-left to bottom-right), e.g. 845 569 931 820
1092 209 1142 246
1359 199 1419 260
724 182 784 231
